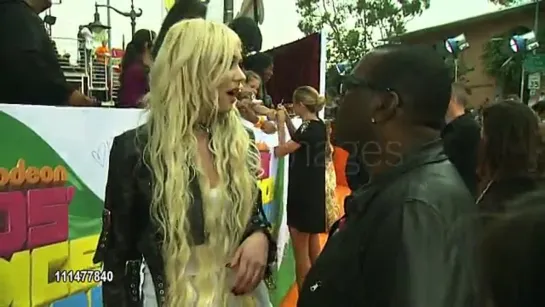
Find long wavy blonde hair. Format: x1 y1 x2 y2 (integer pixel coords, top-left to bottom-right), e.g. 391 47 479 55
143 19 260 305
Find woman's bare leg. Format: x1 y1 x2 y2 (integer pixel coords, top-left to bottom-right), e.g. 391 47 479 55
308 233 322 264
289 226 311 290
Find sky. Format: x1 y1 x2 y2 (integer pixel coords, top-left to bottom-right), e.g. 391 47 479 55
406 0 503 32
47 0 511 60
48 0 304 59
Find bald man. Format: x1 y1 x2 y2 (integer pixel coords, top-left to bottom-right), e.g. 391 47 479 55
442 82 481 197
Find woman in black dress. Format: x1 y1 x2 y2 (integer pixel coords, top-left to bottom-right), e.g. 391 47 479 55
275 86 326 290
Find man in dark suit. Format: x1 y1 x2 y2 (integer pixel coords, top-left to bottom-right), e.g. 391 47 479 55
442 82 481 197
0 0 92 106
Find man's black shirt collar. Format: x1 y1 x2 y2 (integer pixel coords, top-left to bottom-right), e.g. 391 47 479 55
442 112 476 137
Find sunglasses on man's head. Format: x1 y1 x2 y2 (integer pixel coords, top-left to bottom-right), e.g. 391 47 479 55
337 74 403 109
334 62 397 98
338 74 385 96
335 62 352 76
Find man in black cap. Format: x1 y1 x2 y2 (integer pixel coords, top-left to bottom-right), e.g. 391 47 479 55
229 16 263 56
0 0 92 106
152 0 208 59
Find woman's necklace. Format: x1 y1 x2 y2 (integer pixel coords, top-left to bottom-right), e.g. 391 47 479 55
196 123 211 135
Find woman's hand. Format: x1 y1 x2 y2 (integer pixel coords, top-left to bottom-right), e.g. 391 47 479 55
261 121 277 134
237 88 254 101
229 231 269 295
267 109 277 121
276 105 287 123
237 97 252 109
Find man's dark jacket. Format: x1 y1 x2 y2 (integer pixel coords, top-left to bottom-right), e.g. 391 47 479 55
298 139 478 307
442 113 481 197
0 0 71 105
345 153 370 191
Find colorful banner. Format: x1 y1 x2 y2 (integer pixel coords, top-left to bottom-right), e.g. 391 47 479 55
0 104 289 307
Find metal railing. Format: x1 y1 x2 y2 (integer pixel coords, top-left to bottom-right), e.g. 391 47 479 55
50 36 121 104
51 36 88 94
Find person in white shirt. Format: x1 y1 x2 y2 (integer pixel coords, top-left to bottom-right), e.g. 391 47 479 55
78 25 94 69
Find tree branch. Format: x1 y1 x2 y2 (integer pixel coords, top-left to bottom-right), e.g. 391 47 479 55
321 0 348 60
378 19 388 41
296 0 432 97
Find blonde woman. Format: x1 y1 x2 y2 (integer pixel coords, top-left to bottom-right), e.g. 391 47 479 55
237 71 277 134
93 19 275 306
244 71 277 120
275 86 327 290
245 70 262 97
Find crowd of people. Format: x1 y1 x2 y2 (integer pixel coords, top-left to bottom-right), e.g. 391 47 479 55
0 0 282 135
2 0 545 307
302 45 545 307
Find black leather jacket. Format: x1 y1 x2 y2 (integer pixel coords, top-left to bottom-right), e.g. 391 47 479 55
93 126 276 307
298 139 479 307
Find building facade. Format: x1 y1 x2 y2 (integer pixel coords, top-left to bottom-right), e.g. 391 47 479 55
395 2 544 107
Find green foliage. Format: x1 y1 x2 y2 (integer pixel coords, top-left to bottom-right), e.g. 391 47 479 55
488 0 532 6
325 65 343 97
481 25 545 95
445 58 472 83
296 0 430 96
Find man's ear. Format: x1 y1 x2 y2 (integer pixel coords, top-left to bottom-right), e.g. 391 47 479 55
372 91 400 124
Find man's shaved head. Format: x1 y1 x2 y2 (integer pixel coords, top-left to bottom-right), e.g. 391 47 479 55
451 82 471 108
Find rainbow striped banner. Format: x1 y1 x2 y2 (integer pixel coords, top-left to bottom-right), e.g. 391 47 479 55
0 105 294 307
